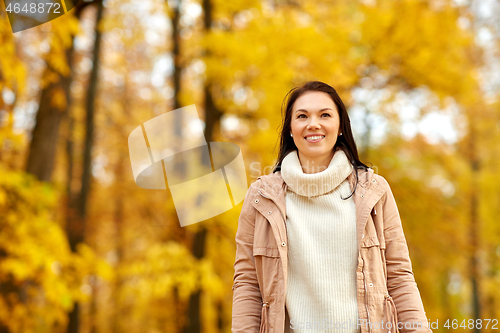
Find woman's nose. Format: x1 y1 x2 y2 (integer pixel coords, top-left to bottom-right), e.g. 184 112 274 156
307 116 321 129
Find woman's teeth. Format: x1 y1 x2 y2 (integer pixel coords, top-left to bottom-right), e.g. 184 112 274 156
305 135 325 141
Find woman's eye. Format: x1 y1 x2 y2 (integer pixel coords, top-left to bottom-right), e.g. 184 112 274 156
297 113 329 118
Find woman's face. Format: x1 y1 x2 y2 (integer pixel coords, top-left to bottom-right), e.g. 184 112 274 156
290 91 341 162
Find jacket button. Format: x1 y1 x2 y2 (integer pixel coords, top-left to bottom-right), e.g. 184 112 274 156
360 194 364 198
268 211 272 214
281 242 286 247
369 283 373 287
255 199 259 203
372 179 376 183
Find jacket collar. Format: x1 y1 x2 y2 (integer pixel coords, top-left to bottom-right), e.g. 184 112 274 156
256 167 382 246
257 167 376 200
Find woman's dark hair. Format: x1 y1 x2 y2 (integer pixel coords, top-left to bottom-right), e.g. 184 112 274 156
272 80 369 199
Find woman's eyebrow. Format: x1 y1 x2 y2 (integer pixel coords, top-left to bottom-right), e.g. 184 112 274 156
295 108 333 113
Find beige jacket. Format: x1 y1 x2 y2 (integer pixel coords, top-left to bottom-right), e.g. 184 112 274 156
232 168 432 333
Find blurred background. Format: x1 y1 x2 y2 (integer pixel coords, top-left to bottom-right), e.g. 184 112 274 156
0 0 499 332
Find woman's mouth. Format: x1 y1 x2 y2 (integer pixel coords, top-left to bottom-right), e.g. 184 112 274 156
304 135 325 143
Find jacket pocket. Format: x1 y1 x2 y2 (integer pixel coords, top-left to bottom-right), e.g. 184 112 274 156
253 246 280 258
361 235 380 248
360 236 387 289
253 247 281 304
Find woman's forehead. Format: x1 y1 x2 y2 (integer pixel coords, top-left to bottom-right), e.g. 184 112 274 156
294 91 335 108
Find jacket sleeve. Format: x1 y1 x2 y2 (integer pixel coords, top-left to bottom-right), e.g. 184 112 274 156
381 178 432 333
231 182 262 332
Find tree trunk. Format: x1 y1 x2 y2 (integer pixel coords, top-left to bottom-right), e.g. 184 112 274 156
468 164 481 333
66 2 105 333
110 72 132 333
467 114 481 333
166 0 192 330
25 2 90 182
182 0 224 331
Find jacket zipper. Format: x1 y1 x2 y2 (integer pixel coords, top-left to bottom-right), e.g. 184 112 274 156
258 190 285 245
362 260 371 333
258 188 284 333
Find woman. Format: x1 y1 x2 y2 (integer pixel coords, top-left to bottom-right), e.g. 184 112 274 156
231 81 431 333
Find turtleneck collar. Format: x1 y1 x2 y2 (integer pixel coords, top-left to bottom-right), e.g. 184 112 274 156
281 149 353 198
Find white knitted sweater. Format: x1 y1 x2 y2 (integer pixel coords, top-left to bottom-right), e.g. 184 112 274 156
281 149 360 333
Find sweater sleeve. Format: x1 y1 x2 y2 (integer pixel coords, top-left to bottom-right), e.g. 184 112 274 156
381 178 432 333
231 182 263 333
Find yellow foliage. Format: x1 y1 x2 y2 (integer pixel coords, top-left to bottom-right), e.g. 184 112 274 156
0 14 26 93
0 165 95 332
42 10 82 80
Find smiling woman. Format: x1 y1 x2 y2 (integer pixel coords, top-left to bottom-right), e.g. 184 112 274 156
231 81 432 333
